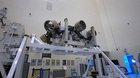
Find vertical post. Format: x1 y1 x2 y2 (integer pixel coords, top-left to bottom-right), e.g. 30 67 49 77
31 34 35 43
64 18 68 46
76 58 80 76
96 54 103 77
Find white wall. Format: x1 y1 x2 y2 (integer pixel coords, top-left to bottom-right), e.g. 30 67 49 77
96 0 140 65
0 0 107 50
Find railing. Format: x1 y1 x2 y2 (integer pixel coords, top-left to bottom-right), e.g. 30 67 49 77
94 47 128 78
5 36 127 78
7 36 27 78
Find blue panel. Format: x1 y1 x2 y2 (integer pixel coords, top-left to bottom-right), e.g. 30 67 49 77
123 55 132 73
123 54 135 74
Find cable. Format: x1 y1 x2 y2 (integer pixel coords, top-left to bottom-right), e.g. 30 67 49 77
102 0 118 50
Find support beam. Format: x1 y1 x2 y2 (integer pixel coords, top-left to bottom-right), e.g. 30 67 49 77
7 36 27 78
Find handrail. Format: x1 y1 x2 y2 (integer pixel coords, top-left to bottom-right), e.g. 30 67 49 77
7 36 27 78
27 43 100 54
94 47 127 78
5 36 127 78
